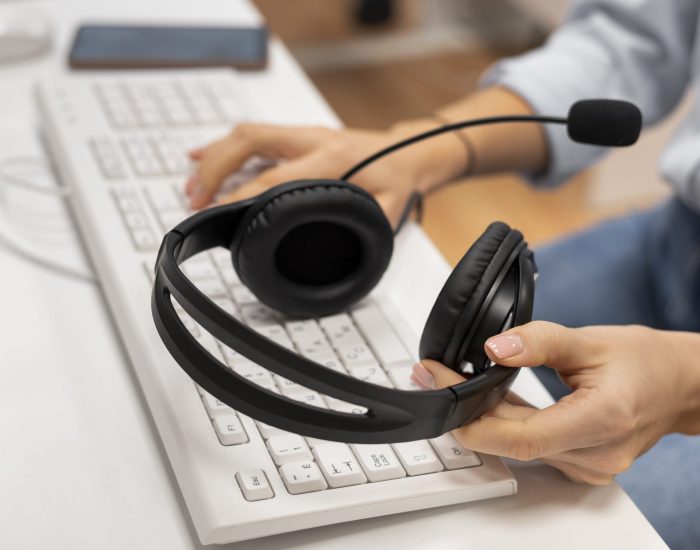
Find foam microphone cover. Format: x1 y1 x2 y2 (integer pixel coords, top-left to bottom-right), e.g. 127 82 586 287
567 99 642 146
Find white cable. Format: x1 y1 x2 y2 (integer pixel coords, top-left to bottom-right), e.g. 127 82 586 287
0 155 98 284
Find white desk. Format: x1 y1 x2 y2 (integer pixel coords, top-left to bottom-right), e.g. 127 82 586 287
0 1 666 548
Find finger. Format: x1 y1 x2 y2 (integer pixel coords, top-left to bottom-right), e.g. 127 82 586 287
191 123 325 209
185 171 200 196
189 135 257 209
411 359 466 390
374 190 413 230
552 440 637 475
483 321 604 372
189 147 205 160
539 457 615 486
216 151 336 205
450 390 610 460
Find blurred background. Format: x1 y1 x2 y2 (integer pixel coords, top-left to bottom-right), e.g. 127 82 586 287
254 0 681 264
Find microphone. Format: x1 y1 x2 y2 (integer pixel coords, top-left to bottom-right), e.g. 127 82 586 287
340 99 642 181
567 99 641 147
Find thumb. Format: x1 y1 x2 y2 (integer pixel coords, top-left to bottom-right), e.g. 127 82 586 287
483 320 603 372
411 359 466 390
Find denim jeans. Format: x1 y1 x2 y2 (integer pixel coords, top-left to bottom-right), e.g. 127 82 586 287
532 197 700 550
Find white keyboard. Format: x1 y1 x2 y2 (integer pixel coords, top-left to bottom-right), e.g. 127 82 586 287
36 69 515 544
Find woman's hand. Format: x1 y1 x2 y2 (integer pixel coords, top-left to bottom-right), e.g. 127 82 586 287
184 120 467 227
410 321 700 485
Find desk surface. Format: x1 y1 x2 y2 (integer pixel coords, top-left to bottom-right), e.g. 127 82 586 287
0 1 666 549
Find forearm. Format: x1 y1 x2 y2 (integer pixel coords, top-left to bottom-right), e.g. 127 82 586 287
389 86 548 193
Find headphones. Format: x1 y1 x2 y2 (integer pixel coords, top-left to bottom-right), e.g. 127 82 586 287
152 100 641 443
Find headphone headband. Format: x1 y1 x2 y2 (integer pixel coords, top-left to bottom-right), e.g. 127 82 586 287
154 224 461 443
152 202 529 442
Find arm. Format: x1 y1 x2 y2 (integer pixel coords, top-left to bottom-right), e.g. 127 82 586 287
186 0 697 222
411 322 700 484
186 86 548 223
483 0 698 185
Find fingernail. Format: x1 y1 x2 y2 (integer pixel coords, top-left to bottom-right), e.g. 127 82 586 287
411 362 435 390
189 185 208 209
485 334 524 360
185 173 200 196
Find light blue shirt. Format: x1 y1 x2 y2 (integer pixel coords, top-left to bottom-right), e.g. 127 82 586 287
483 0 700 210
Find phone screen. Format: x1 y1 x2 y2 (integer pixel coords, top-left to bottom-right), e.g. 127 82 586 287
69 25 268 69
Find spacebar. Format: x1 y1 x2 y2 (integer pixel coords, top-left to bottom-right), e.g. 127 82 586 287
351 303 413 368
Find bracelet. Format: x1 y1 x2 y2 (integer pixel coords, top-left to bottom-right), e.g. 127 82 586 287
432 112 477 178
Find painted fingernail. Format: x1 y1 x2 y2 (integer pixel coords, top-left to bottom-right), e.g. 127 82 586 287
411 363 435 390
485 334 524 360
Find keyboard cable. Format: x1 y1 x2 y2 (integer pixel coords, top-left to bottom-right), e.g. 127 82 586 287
0 155 98 284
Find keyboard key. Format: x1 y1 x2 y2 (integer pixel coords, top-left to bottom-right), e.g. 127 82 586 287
254 324 294 350
131 228 158 251
158 209 189 231
347 364 393 387
352 303 414 368
256 421 288 440
392 441 444 476
240 303 278 326
297 336 334 358
319 314 364 348
232 362 275 388
236 469 274 501
145 184 182 211
213 414 248 445
323 397 367 415
89 137 126 179
267 434 312 466
289 390 327 409
285 319 325 345
350 444 406 482
202 393 234 418
388 366 423 391
211 297 239 318
123 211 150 229
430 434 482 470
313 443 367 488
218 264 241 287
305 436 331 449
279 461 328 494
232 286 258 306
122 137 164 176
275 375 308 397
112 187 140 212
311 353 346 373
337 343 377 369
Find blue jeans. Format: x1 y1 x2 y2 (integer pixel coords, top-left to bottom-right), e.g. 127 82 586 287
532 197 700 550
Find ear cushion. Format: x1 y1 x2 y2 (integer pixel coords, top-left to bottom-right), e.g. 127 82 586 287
231 179 393 318
419 222 524 370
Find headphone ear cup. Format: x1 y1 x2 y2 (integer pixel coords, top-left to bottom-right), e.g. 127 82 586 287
419 222 525 372
230 179 393 318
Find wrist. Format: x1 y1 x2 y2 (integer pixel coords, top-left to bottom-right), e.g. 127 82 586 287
387 117 470 193
666 330 700 434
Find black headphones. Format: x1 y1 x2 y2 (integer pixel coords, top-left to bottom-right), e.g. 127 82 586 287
152 100 641 443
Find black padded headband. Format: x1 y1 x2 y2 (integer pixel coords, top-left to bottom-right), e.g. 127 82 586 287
152 193 531 442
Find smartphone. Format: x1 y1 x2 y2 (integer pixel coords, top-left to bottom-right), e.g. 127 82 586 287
68 24 268 70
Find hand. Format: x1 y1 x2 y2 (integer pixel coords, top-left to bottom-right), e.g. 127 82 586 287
185 120 467 227
410 321 700 485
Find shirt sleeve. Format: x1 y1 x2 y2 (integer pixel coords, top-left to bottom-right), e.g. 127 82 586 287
481 0 700 187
